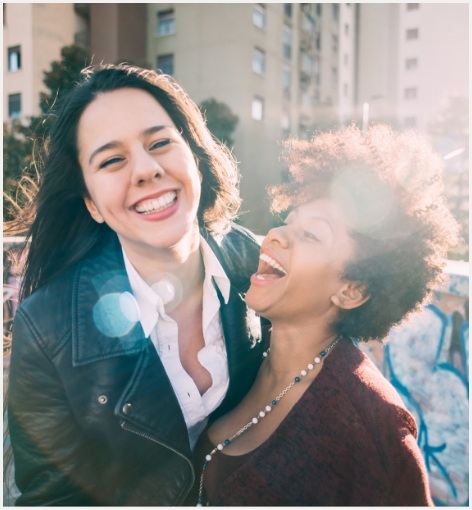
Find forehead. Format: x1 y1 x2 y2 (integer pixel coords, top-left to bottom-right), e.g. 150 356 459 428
291 197 348 223
77 88 176 140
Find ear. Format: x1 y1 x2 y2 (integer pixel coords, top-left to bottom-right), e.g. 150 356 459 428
83 197 105 224
331 281 370 310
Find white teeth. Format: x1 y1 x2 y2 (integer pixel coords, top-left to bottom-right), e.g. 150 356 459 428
135 191 177 214
259 253 287 275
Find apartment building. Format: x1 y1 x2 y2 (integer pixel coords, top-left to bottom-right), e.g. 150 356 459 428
357 3 469 130
147 3 349 231
3 3 85 120
3 3 468 233
4 3 347 231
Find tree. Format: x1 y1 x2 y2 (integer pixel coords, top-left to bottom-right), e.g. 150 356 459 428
39 45 89 114
199 98 239 148
3 44 89 221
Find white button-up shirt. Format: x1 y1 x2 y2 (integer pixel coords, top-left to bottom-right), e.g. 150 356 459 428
122 237 230 450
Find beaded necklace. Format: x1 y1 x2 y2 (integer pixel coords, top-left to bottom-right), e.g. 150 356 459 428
197 336 341 506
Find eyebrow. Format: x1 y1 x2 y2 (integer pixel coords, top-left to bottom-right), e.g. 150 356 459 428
88 124 171 165
289 210 334 235
309 216 334 235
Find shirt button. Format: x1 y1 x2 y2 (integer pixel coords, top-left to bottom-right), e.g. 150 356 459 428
122 403 133 415
97 395 108 405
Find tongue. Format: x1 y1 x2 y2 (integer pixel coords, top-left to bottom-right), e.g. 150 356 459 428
255 272 283 280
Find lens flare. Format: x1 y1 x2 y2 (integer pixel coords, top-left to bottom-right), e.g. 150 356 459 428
93 291 140 337
330 168 398 239
150 272 183 310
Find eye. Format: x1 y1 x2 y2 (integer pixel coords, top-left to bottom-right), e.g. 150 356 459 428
303 230 319 241
99 156 124 169
150 139 172 150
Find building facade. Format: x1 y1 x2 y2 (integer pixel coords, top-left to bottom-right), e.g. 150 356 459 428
2 2 469 233
146 3 347 231
3 3 85 120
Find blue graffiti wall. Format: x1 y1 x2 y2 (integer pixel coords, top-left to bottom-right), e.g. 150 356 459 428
360 261 469 506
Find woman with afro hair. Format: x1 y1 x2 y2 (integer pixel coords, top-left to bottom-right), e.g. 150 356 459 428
192 124 459 506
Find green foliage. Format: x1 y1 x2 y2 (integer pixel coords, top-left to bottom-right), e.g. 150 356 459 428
199 98 239 148
3 45 89 221
39 45 89 114
3 122 32 189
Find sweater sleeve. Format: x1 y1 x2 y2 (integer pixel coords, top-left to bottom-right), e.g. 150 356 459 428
389 423 434 506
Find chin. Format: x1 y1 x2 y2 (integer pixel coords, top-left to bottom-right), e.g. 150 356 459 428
245 288 266 316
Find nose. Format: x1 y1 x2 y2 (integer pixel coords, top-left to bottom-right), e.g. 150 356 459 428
130 148 164 186
265 225 290 248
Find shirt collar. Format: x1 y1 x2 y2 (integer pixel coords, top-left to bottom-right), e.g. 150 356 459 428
122 235 230 338
199 235 231 305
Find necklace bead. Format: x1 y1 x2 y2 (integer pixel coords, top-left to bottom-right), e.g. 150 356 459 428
197 336 341 506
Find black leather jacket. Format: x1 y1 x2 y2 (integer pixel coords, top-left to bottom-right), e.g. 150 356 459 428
8 226 265 506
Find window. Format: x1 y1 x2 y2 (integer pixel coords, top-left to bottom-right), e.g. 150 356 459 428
316 4 322 16
406 28 419 40
407 3 419 10
157 10 175 36
253 4 266 29
344 23 349 36
8 46 21 72
404 117 416 127
405 57 418 70
332 4 339 21
8 93 21 119
404 87 417 99
303 12 314 32
344 53 349 66
302 92 313 109
332 34 338 53
252 96 264 120
281 111 290 138
284 3 292 18
282 64 291 97
283 25 292 60
157 54 174 76
315 32 321 51
302 54 314 74
332 66 338 86
281 112 290 131
252 48 266 75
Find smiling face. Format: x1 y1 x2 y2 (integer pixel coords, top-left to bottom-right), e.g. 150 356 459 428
77 88 202 259
246 198 368 327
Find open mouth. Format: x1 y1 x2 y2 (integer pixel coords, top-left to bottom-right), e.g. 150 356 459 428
255 253 287 280
134 191 177 215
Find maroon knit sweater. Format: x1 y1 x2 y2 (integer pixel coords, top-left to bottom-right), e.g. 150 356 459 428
193 339 433 506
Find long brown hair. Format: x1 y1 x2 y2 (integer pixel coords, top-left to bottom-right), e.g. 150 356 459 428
8 64 241 300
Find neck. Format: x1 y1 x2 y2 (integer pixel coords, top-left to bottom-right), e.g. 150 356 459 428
121 225 203 294
265 324 339 377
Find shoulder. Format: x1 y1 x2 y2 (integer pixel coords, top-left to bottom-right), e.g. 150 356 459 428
12 266 77 360
14 235 123 352
202 223 262 292
321 340 417 435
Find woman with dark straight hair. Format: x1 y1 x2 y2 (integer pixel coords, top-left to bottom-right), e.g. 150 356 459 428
7 64 265 506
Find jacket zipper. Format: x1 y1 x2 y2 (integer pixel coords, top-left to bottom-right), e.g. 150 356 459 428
120 420 195 505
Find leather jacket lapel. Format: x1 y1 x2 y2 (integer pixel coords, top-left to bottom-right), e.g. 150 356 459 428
72 233 148 366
